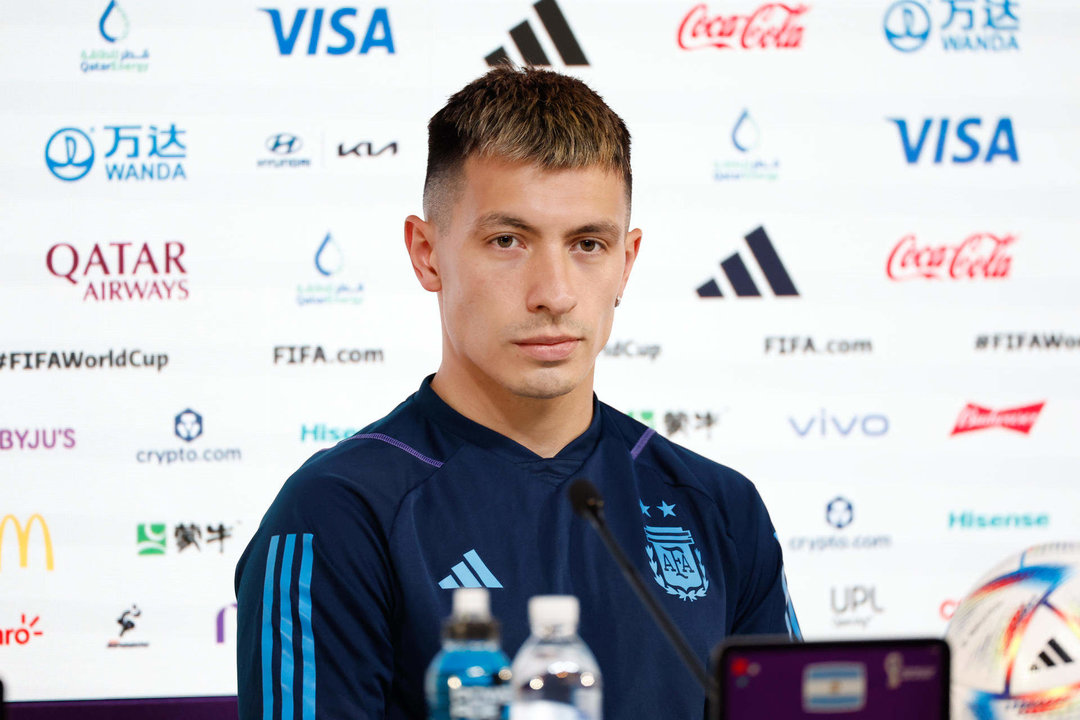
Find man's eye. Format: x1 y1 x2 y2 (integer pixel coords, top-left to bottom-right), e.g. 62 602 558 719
494 235 516 249
578 239 601 252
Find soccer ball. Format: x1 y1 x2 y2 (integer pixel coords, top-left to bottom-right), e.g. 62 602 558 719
947 542 1080 719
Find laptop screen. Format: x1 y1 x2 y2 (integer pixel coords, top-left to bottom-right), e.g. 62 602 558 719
715 639 948 719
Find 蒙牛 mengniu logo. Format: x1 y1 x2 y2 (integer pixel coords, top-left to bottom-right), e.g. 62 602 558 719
45 128 95 181
260 7 394 55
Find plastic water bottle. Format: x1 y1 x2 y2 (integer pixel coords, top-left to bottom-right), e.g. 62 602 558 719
426 588 513 720
509 595 602 720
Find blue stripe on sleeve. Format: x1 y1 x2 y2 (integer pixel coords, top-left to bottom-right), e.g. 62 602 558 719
261 535 280 720
298 534 316 720
279 534 297 720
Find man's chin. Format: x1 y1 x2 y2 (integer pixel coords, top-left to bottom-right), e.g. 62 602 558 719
503 368 583 400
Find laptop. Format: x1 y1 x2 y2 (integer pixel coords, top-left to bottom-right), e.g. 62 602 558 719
712 637 949 719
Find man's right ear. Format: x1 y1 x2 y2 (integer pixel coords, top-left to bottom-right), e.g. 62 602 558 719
404 215 441 292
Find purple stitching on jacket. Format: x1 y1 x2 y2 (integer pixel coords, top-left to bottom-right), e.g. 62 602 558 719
349 433 444 468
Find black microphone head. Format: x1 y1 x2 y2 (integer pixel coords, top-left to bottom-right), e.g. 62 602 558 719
568 478 603 519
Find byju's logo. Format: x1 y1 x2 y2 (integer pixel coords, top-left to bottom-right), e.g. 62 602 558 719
883 0 1019 53
0 428 76 451
260 8 394 55
486 0 588 67
45 124 188 181
0 515 54 572
889 117 1018 164
174 409 203 442
715 109 780 182
678 3 809 51
789 412 888 438
45 128 95 181
696 226 798 298
887 233 1014 280
1 614 44 646
299 232 364 305
47 241 189 302
951 402 1045 435
826 497 854 529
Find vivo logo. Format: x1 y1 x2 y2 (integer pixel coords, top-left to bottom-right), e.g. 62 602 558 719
789 411 889 437
260 8 394 55
890 117 1018 164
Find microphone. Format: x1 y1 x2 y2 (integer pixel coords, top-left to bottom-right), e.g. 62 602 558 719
568 478 715 695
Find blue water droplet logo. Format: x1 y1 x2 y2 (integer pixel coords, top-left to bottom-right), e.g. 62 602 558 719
314 232 344 277
731 109 760 154
99 0 130 43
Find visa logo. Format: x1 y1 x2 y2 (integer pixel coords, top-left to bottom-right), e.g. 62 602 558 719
259 8 395 55
889 117 1018 164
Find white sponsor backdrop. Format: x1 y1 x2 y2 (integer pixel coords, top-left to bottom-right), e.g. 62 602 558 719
1 0 1079 702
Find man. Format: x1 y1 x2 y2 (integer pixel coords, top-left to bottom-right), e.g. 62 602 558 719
235 66 799 720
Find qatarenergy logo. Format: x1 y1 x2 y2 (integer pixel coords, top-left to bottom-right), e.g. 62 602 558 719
0 349 167 372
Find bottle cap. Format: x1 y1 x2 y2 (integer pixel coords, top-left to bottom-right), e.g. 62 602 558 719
452 588 490 620
528 595 579 631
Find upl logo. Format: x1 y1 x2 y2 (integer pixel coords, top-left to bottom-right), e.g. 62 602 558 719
0 514 55 571
889 117 1018 164
260 7 394 55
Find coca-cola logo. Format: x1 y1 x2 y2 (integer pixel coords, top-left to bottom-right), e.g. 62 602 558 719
951 402 1045 436
886 233 1014 281
678 3 808 50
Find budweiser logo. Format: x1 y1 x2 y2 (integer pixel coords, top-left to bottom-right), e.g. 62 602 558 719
677 3 808 50
887 233 1014 281
951 402 1045 436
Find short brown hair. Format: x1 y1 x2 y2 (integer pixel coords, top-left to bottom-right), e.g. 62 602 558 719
423 66 632 223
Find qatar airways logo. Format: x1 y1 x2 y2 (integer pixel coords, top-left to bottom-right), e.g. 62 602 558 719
47 241 188 301
886 233 1013 281
677 3 808 51
951 402 1045 436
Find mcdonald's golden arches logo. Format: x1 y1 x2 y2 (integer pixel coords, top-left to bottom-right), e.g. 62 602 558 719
0 514 54 571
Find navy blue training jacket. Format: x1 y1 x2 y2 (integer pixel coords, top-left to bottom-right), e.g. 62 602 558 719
235 376 800 719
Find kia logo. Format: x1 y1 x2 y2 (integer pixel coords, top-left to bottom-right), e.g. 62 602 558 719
266 133 302 155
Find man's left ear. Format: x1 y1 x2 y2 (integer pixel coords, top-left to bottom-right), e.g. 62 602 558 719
619 228 643 296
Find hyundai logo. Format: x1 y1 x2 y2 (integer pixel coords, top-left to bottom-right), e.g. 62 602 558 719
266 133 302 155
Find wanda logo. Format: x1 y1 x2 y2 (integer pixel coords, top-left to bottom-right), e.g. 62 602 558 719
678 3 808 50
887 233 1014 281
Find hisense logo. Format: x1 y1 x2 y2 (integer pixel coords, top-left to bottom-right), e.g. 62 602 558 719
948 511 1049 530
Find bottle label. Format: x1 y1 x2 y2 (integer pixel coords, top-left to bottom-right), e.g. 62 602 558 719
449 685 512 719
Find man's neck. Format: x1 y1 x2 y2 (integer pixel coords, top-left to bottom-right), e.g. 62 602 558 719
429 366 594 459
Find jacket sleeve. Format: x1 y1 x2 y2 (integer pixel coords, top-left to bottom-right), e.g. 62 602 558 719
235 468 397 719
729 481 802 640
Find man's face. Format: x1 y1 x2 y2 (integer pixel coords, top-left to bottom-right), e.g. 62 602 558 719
426 155 640 400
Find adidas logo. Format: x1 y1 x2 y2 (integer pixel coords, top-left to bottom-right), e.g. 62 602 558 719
486 0 588 68
1031 637 1074 671
438 549 503 589
696 226 799 299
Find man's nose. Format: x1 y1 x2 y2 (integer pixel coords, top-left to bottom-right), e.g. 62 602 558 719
525 247 577 316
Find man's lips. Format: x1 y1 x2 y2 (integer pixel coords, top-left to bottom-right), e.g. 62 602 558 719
513 336 582 361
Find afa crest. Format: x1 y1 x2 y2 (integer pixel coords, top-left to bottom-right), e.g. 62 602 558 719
645 526 709 601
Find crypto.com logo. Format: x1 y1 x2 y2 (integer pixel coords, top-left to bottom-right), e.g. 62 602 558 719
0 514 55 571
45 128 95 181
826 497 854 529
174 409 203 442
